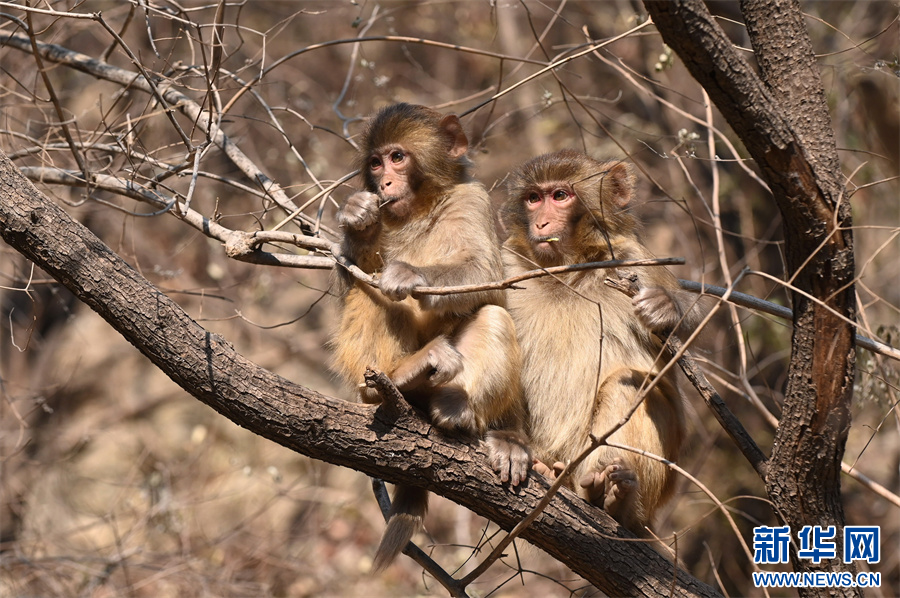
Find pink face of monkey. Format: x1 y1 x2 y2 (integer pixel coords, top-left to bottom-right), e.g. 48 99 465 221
359 104 470 226
520 181 583 263
365 144 417 221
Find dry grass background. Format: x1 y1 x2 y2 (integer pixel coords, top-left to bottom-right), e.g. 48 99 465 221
0 1 898 596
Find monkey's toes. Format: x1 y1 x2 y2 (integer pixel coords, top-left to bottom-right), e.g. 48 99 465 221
425 343 463 385
580 459 638 510
486 432 531 487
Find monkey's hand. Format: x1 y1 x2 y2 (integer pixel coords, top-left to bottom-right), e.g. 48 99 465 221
633 287 683 333
338 191 381 233
579 458 639 520
391 337 463 391
379 261 428 301
485 430 532 487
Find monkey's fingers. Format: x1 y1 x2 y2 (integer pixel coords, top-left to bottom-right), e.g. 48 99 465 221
579 467 617 506
379 261 428 301
578 470 604 499
338 191 381 231
489 449 511 484
582 460 639 514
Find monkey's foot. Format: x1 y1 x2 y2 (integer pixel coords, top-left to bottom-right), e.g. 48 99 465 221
485 431 531 487
533 459 566 480
391 337 462 391
579 458 639 522
429 386 478 435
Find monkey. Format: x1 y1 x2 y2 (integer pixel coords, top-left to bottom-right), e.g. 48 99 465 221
500 149 698 535
330 103 530 571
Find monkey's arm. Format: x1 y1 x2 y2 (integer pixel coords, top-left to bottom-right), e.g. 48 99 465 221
378 252 503 314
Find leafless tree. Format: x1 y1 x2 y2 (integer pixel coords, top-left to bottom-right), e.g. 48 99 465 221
1 2 897 597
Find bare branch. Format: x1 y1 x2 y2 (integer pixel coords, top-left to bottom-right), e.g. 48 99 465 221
679 279 900 362
0 31 326 233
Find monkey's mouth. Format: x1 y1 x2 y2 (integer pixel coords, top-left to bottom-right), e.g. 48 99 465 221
379 193 414 210
532 235 562 246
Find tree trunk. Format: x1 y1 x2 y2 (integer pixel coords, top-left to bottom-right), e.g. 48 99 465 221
644 1 857 594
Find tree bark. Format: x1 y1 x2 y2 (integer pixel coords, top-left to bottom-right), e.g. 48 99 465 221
0 150 720 597
644 0 857 593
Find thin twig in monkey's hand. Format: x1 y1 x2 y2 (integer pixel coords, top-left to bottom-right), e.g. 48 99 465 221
386 256 685 296
605 273 769 479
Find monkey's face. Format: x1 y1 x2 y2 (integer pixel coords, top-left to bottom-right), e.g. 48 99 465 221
521 182 582 265
366 145 419 222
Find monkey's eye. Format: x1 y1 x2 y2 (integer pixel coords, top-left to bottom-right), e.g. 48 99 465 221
552 189 570 201
389 150 405 164
526 192 541 204
369 156 383 170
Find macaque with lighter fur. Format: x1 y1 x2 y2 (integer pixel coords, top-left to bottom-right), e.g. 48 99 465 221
502 149 698 535
331 103 529 571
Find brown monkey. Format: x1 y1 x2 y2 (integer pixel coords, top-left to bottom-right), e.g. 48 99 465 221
501 149 697 535
331 103 530 571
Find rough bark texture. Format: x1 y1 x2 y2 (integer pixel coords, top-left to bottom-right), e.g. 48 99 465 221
0 151 720 597
644 0 857 594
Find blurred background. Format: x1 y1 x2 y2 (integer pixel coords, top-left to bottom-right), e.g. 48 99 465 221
0 1 897 596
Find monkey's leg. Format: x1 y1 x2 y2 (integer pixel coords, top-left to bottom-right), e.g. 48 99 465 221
420 304 517 435
450 304 521 426
579 368 680 534
448 304 531 485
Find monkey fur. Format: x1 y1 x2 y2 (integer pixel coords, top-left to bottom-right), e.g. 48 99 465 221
331 103 530 571
502 149 698 535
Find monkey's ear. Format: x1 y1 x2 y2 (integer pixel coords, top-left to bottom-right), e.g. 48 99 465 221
439 114 469 159
605 161 636 208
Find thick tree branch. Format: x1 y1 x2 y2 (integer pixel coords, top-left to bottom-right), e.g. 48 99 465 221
0 153 720 597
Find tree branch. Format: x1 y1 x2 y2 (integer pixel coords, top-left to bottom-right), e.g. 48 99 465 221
0 31 322 232
0 152 720 597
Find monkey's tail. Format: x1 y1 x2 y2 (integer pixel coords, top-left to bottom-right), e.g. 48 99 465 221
371 484 428 572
